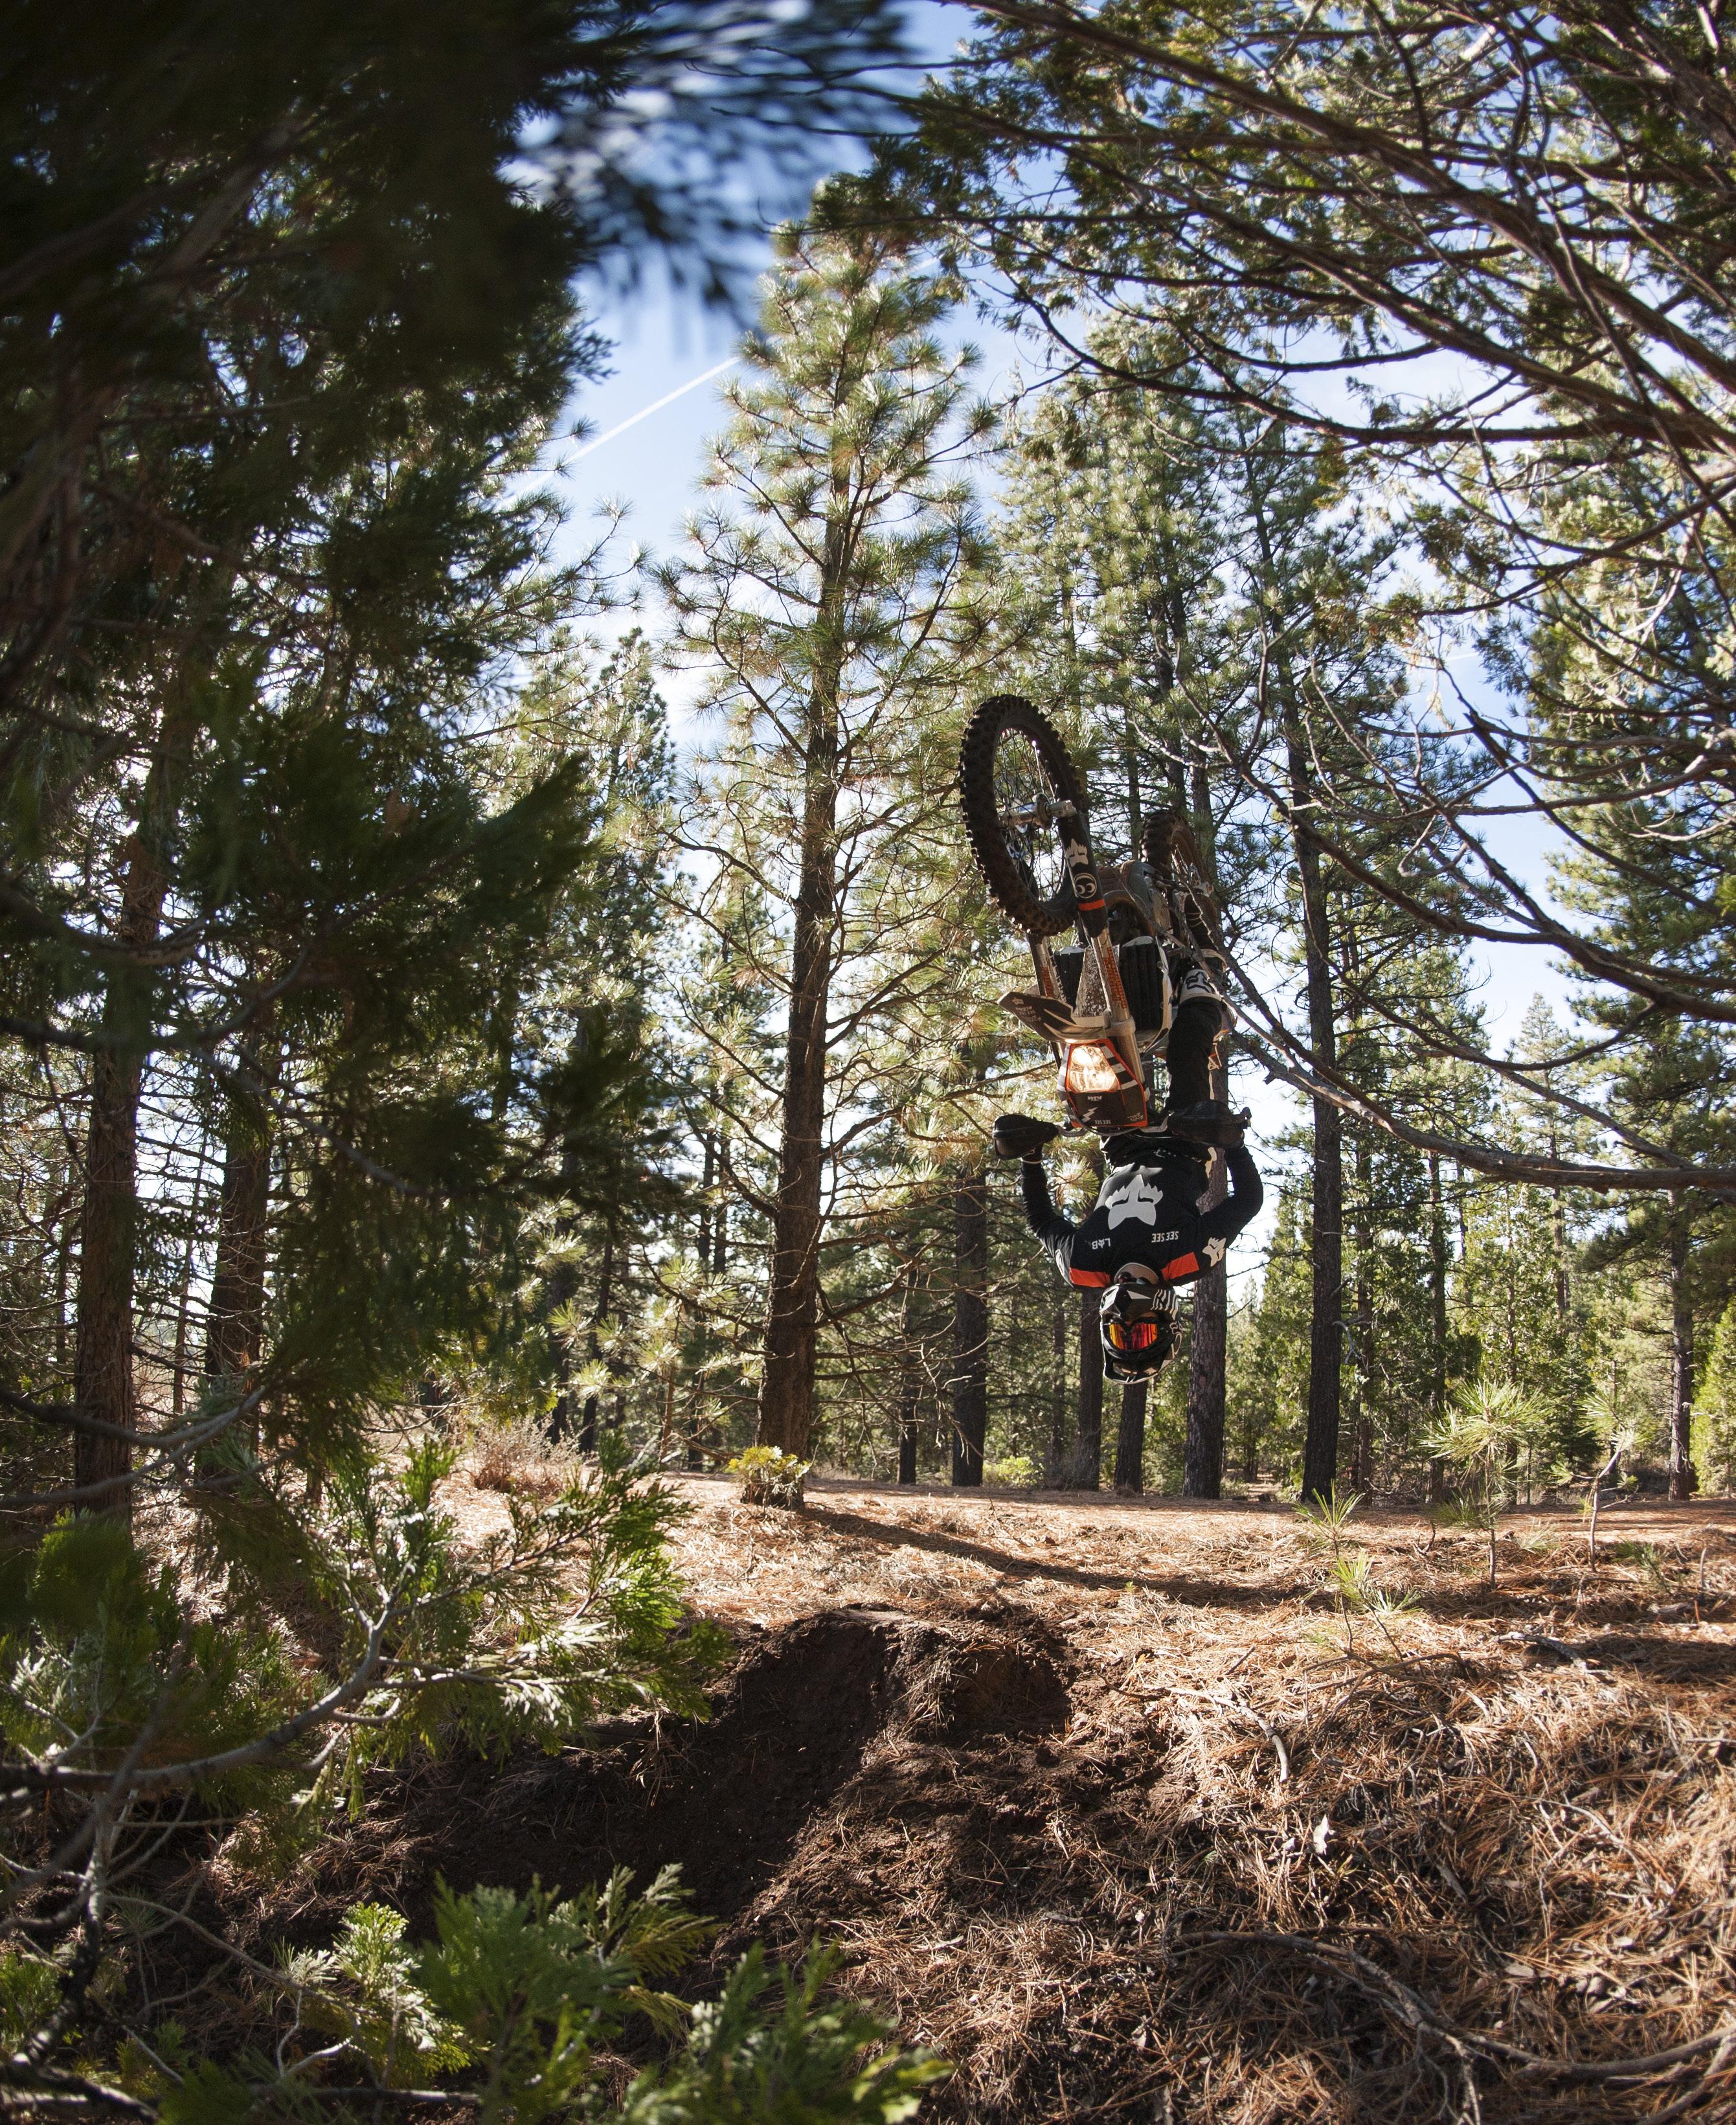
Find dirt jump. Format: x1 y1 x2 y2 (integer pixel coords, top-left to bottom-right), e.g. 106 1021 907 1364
187 1475 1736 2124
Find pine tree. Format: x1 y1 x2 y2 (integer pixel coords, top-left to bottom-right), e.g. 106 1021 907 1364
1556 797 1736 1497
664 226 994 1461
1208 413 1483 1500
991 340 1241 1490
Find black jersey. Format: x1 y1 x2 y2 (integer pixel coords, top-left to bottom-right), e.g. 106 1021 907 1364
1020 1144 1263 1290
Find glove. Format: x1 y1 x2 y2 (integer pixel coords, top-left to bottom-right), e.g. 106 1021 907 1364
1167 1100 1251 1150
993 1113 1061 1161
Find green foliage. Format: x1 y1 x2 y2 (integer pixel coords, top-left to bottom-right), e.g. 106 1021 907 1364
287 1435 726 1828
1614 1541 1673 1600
1295 1487 1414 1658
620 1944 947 2124
1294 1485 1364 1550
0 1512 300 1809
290 1903 469 2085
728 1447 811 1509
157 2062 258 2125
1428 1381 1555 1586
982 1455 1039 1489
414 1884 630 2118
0 1435 725 1911
0 1948 59 2046
161 1873 941 2125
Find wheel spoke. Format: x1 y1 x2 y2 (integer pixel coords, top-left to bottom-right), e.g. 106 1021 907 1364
993 735 1066 902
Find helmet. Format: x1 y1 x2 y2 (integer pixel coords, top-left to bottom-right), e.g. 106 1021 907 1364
1099 1264 1178 1381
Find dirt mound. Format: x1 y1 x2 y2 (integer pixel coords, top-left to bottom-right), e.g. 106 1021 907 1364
270 1605 1070 1951
227 1489 1736 2123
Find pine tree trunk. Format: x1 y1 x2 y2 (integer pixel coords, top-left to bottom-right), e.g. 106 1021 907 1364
74 833 174 1514
53 1194 71 1379
547 1249 576 1444
546 1126 584 1443
756 959 829 1455
896 1256 923 1486
1287 720 1343 1505
696 1131 715 1266
580 1229 614 1454
1183 1137 1228 1497
1669 1203 1697 1501
73 688 203 1512
1075 1286 1102 1488
950 1168 988 1485
1048 1294 1069 1484
203 1013 280 1394
1124 719 1142 851
896 1383 920 1486
1300 1072 1344 1501
1245 463 1344 1506
1113 1380 1146 1493
170 1122 211 1417
1182 747 1225 1495
756 643 840 1458
1552 1189 1571 1328
1350 1133 1374 1490
712 1131 728 1272
75 1023 148 1510
1427 1150 1449 1505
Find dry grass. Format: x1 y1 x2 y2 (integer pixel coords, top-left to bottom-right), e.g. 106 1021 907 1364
644 1477 1736 2124
198 1470 1736 2123
460 1413 580 1501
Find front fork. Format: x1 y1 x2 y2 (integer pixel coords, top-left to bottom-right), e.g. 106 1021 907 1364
1058 800 1142 1084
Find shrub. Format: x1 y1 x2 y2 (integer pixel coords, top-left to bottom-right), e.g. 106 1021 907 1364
983 1455 1040 1489
467 1413 581 1501
128 1872 944 2122
727 1446 810 1508
1426 1379 1555 1587
1294 1487 1414 1659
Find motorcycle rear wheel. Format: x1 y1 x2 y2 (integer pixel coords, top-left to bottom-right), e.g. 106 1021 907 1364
1142 807 1223 953
959 694 1086 937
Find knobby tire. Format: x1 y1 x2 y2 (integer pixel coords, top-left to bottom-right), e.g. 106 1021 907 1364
959 694 1086 937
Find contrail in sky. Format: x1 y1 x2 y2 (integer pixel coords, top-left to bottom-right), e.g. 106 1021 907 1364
570 356 740 461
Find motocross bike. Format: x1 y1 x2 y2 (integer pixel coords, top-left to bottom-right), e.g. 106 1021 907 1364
959 694 1226 1137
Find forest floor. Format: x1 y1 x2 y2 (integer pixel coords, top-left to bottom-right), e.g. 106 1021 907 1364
231 1470 1736 2123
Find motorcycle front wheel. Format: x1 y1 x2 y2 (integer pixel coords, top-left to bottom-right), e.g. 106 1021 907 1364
958 694 1086 937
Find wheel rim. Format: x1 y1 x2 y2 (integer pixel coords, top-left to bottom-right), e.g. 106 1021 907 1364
993 733 1070 905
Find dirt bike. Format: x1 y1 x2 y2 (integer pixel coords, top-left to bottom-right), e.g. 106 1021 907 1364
958 694 1226 1137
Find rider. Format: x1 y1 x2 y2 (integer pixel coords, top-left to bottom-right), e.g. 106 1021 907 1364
991 967 1263 1382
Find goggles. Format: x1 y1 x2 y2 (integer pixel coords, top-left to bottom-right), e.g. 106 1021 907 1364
1103 1315 1165 1353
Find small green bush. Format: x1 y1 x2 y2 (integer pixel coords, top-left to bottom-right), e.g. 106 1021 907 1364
1426 1379 1555 1586
727 1446 810 1508
983 1455 1040 1489
152 1870 944 2124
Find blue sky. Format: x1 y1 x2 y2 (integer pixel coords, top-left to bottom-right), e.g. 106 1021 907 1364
552 0 995 571
558 271 752 576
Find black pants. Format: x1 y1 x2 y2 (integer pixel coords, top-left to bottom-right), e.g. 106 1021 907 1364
1166 994 1223 1111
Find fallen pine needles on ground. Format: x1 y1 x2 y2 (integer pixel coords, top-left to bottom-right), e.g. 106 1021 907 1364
144 1478 1736 2123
